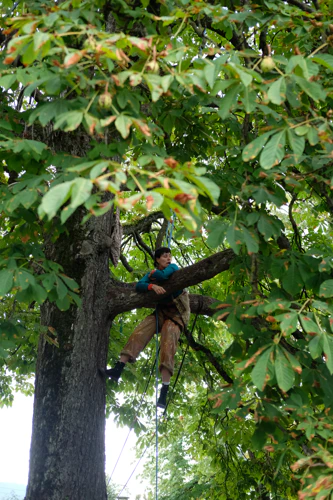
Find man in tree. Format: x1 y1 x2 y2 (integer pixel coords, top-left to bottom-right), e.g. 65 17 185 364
103 247 190 409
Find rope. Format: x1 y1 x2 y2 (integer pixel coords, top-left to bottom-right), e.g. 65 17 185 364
109 350 158 483
163 306 201 415
115 434 155 498
164 213 175 248
115 309 202 496
155 308 159 500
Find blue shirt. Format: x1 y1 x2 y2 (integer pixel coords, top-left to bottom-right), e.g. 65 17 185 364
135 263 182 304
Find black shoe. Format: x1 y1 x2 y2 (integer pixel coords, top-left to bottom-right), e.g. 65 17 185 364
100 361 125 381
157 384 169 410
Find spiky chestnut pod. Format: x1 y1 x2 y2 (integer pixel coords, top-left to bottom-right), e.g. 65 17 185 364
98 92 112 109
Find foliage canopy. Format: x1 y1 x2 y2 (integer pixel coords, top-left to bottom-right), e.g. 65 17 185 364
1 0 333 498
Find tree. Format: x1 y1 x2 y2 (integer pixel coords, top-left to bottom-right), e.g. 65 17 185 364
0 0 333 499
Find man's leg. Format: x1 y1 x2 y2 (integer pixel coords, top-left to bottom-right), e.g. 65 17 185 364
105 314 158 380
157 319 181 408
159 319 181 378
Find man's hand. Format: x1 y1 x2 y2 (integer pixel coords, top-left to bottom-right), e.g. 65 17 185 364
151 284 166 295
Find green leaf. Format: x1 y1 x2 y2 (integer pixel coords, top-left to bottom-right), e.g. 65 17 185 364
226 224 243 255
308 335 323 359
22 42 38 66
217 84 239 120
267 77 286 105
307 127 319 146
211 79 237 96
242 131 273 162
60 274 79 292
14 188 38 209
60 205 76 224
282 348 302 375
281 262 303 296
145 191 163 210
56 294 71 311
241 87 257 113
275 347 294 392
188 175 220 204
69 178 93 210
54 111 84 132
300 314 321 336
16 269 36 290
115 115 133 139
206 220 228 248
33 31 50 51
227 63 252 87
257 214 282 242
160 75 173 92
323 335 333 374
319 280 333 298
294 125 309 136
0 269 13 296
39 181 73 220
260 130 286 170
311 54 333 72
251 346 274 391
293 75 326 102
204 63 216 89
242 226 259 254
33 284 48 305
0 74 17 90
275 312 298 336
287 129 305 162
56 276 68 301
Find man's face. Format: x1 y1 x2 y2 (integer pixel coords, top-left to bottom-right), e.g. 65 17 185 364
156 252 171 269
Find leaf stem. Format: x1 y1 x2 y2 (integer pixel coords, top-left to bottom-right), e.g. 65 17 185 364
85 92 98 113
308 43 329 58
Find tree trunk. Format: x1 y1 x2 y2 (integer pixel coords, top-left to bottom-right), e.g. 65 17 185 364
25 210 114 500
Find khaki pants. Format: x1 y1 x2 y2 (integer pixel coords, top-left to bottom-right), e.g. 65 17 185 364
121 306 183 376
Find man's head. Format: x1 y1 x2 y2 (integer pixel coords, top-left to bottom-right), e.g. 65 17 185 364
154 247 171 269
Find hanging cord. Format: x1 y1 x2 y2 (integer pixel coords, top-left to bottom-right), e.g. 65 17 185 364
115 310 160 499
163 305 202 415
164 213 175 248
155 307 159 500
109 348 159 483
115 431 156 498
116 307 203 497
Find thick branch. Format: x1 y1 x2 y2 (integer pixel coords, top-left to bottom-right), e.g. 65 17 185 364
184 327 233 384
285 0 314 13
155 217 168 249
107 248 235 317
120 254 134 273
203 17 250 52
122 211 164 235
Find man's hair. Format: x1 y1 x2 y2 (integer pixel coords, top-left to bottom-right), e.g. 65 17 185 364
154 246 171 266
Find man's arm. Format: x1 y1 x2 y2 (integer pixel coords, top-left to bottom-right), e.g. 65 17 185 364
135 264 179 295
135 273 150 292
135 273 166 294
148 263 179 281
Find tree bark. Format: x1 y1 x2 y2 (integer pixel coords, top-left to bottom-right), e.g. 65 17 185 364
25 210 115 500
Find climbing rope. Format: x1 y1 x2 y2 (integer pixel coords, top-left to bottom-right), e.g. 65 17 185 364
109 349 158 483
115 308 201 497
164 213 175 248
155 308 159 500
